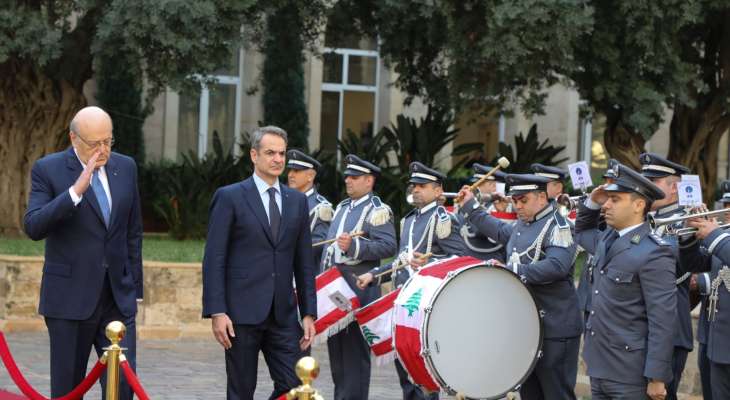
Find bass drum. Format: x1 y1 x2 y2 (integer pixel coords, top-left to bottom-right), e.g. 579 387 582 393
393 256 543 399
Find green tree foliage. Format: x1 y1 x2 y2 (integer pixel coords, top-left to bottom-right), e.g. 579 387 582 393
96 47 147 164
666 3 730 202
571 1 701 169
329 0 730 199
327 0 592 114
148 132 252 239
261 2 313 151
491 124 568 174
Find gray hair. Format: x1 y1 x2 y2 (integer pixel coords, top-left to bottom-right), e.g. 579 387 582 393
251 126 288 150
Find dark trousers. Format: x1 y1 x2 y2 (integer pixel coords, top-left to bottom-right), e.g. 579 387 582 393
698 343 713 400
44 275 136 400
394 359 439 400
225 312 303 400
327 321 371 400
520 336 579 400
710 361 730 400
666 347 688 400
590 377 648 400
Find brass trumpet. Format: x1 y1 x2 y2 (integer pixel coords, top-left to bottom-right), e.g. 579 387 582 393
649 208 730 237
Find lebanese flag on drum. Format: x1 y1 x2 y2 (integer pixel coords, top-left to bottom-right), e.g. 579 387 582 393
394 256 485 392
355 288 401 365
490 210 517 223
313 267 362 342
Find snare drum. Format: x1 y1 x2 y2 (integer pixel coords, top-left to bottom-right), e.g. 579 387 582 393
393 256 543 399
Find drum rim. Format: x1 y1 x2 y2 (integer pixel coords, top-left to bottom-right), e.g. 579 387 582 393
420 264 545 399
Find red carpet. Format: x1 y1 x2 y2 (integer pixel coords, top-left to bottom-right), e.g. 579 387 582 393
0 389 26 399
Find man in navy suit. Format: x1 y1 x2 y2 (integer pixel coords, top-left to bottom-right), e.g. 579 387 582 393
24 106 143 399
202 126 317 400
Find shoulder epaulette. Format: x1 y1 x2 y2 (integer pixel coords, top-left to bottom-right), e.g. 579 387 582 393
335 198 351 210
549 210 573 247
316 194 331 205
368 196 392 226
315 202 334 222
435 206 452 239
649 233 671 246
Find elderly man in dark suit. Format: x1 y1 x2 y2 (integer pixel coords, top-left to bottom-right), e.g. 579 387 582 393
202 126 317 400
24 106 143 399
575 163 676 400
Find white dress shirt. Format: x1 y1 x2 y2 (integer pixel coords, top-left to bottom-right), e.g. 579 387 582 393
252 172 282 220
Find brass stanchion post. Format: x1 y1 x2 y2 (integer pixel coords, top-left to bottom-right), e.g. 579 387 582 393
104 321 126 400
286 356 324 400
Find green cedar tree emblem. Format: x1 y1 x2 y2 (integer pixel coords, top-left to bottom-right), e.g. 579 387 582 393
403 288 423 317
362 325 380 345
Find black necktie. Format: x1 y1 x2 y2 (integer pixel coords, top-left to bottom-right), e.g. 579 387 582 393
268 187 281 239
605 231 619 252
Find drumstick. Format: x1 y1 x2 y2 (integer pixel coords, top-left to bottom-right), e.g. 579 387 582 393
373 252 433 279
312 231 365 247
454 157 510 204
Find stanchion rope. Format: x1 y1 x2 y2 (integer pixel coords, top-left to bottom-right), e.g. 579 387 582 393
0 332 106 400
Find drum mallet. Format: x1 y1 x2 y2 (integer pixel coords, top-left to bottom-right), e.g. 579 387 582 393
374 252 434 279
454 156 510 204
312 231 365 247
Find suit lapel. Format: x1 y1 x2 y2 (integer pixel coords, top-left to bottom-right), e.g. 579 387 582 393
605 232 632 263
596 228 614 269
241 178 274 245
602 223 650 266
66 149 106 228
105 156 121 229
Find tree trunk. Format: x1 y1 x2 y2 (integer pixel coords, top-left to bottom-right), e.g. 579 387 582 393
668 100 730 204
0 60 86 235
603 116 646 171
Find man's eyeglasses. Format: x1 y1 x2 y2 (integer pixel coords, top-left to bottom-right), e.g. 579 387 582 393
75 134 115 149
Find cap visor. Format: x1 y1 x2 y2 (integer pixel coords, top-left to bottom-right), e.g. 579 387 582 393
344 169 367 176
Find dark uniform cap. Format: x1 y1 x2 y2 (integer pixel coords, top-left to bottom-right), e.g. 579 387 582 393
531 163 567 181
505 174 552 196
639 153 690 178
409 162 446 185
471 163 507 183
720 180 730 204
602 158 619 179
286 149 321 171
343 154 381 176
605 163 665 202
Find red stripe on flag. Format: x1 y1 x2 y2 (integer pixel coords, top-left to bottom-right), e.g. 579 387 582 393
315 308 348 334
395 325 439 392
371 339 393 356
315 267 343 290
355 289 400 324
490 211 518 220
418 256 484 279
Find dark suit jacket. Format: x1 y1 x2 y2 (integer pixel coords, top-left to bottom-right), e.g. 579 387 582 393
202 176 317 326
24 148 143 320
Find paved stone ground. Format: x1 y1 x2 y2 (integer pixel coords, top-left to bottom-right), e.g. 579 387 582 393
0 332 408 399
0 333 606 399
